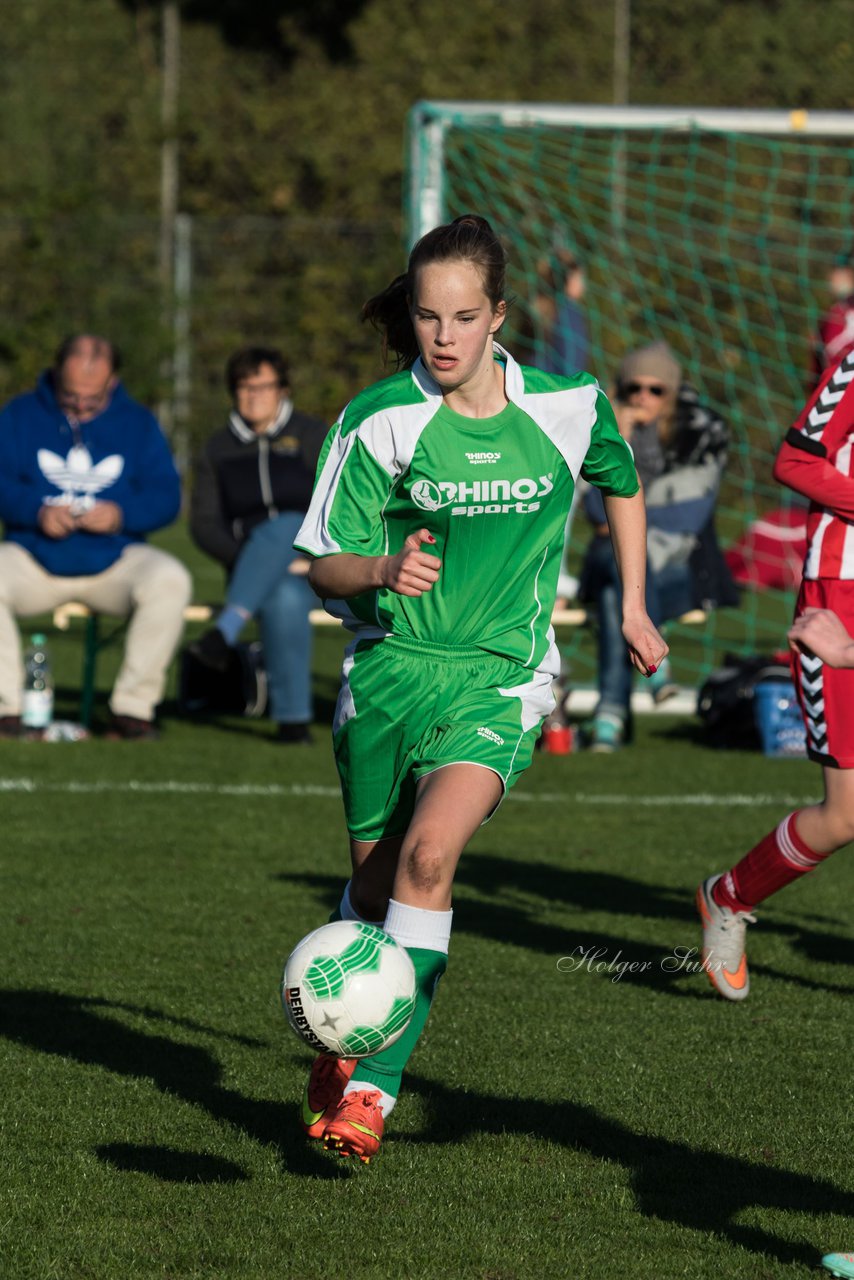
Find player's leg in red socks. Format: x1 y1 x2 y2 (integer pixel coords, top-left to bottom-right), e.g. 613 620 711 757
698 766 854 1000
712 810 831 913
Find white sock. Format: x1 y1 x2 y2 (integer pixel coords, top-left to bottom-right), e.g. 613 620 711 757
383 897 453 955
339 880 383 927
342 1080 398 1117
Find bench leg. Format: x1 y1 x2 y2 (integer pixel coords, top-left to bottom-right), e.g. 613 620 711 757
80 614 100 728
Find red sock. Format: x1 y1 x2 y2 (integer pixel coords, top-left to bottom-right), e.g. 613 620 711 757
712 811 829 911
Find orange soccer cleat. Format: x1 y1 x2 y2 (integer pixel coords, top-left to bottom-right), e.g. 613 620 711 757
322 1088 385 1163
300 1054 358 1139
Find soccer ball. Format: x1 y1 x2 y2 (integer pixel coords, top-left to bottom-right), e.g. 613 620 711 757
281 920 417 1058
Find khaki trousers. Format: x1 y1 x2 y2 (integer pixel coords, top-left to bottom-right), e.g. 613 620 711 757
0 543 193 721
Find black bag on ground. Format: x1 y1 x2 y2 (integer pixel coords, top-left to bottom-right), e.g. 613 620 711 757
696 652 792 749
178 640 268 718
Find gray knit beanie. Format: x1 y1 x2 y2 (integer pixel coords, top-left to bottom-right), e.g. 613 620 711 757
617 341 682 392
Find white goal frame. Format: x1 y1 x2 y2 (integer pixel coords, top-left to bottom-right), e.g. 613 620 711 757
406 101 854 243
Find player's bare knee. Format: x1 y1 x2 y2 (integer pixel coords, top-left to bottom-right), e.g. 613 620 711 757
400 835 448 895
808 802 854 850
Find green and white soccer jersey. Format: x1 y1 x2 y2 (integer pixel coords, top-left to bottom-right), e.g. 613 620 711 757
296 344 637 672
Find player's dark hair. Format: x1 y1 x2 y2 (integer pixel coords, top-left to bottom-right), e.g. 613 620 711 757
225 346 289 396
362 214 507 369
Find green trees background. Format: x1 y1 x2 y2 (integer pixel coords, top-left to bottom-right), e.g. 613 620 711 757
1 0 853 450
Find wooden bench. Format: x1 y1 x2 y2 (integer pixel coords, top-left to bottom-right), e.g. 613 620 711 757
304 606 592 627
52 600 706 727
550 606 707 628
549 604 709 716
52 600 356 726
52 602 218 727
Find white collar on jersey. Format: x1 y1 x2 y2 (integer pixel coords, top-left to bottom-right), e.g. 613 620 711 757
410 341 525 406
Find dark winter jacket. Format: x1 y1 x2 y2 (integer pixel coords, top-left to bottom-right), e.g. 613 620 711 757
581 383 739 611
0 371 181 576
190 400 327 570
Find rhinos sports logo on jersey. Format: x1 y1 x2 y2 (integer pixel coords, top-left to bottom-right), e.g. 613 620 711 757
410 473 554 517
410 480 444 512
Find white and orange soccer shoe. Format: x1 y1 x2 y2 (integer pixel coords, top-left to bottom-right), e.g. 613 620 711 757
696 874 757 1002
822 1252 854 1279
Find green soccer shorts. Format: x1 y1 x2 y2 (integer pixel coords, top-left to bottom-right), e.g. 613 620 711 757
332 633 556 842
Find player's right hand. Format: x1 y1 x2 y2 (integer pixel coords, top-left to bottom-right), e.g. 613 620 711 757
788 607 854 668
381 528 441 597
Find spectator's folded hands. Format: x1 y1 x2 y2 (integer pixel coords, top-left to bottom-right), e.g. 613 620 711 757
74 501 123 533
37 504 77 539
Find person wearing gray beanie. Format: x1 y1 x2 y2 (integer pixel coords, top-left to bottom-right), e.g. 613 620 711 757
579 340 737 753
616 341 682 397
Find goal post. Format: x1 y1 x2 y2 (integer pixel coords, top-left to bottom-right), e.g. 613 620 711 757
405 101 854 685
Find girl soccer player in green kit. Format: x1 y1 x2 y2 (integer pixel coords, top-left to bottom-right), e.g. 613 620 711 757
293 214 667 1162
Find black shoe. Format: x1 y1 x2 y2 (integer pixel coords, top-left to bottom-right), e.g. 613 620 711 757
188 628 231 673
106 713 160 742
275 722 313 744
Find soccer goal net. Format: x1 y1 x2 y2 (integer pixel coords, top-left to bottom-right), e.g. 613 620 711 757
405 102 854 690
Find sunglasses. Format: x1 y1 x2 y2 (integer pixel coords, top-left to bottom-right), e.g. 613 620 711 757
622 381 666 398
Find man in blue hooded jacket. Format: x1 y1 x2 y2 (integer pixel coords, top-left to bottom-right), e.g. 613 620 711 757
0 334 192 739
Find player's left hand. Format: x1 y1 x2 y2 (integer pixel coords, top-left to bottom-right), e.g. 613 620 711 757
622 611 669 677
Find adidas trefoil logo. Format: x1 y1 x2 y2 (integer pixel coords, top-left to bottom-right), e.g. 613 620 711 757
38 444 124 512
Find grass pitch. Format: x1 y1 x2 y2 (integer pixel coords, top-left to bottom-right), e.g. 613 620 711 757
1 533 851 1280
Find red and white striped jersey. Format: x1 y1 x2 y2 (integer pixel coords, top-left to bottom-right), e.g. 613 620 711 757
774 350 854 580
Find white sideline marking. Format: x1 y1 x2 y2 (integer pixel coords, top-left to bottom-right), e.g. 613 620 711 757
510 791 819 807
0 778 341 798
0 777 818 807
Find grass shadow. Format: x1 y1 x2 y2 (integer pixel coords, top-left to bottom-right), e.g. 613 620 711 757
96 1143 248 1183
406 1072 852 1270
0 988 344 1182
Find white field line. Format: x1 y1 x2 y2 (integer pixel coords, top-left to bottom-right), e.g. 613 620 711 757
0 777 819 807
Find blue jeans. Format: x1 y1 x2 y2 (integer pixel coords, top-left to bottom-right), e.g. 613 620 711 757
583 535 694 722
227 513 316 724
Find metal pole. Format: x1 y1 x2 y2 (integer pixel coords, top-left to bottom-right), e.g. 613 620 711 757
172 212 192 477
611 0 630 246
613 0 630 106
158 0 180 438
407 104 447 245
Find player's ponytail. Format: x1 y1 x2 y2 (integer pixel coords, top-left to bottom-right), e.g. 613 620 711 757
361 273 415 368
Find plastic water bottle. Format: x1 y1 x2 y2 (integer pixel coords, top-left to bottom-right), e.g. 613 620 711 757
22 633 54 732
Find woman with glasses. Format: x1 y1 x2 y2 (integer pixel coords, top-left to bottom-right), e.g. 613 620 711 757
578 341 737 751
189 346 327 743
